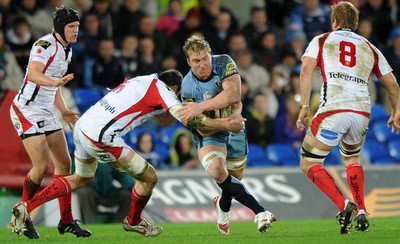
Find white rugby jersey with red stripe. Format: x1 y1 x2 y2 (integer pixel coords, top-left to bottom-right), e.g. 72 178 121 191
302 29 392 113
16 33 71 107
78 74 181 143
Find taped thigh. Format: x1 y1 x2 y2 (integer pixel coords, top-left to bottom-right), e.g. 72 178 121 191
201 151 226 171
301 142 330 163
117 153 149 178
75 158 98 178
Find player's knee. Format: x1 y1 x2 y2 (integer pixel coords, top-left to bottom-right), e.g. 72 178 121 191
300 142 329 164
117 152 149 179
75 158 98 178
74 174 94 189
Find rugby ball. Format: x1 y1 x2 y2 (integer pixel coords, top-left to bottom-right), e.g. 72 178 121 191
213 106 232 118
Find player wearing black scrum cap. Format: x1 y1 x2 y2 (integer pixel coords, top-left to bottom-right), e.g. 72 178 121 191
9 6 92 239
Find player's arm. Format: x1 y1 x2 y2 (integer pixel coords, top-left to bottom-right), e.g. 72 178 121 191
379 72 400 131
201 74 241 111
296 56 317 130
169 104 245 133
55 87 79 128
178 74 241 121
27 61 74 87
152 112 177 127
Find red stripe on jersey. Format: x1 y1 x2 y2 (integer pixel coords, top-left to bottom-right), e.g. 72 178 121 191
115 79 167 129
310 109 371 136
43 42 58 73
363 40 381 78
317 32 331 83
82 131 124 159
11 102 33 132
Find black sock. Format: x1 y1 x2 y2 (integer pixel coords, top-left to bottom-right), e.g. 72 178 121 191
217 175 265 214
219 191 232 212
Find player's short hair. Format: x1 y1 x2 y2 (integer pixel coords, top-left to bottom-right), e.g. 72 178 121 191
183 35 212 58
158 69 183 90
331 1 359 31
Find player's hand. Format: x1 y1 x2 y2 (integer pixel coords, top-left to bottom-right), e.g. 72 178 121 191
296 105 310 131
391 111 400 134
56 73 74 86
62 109 79 130
178 102 204 121
226 118 246 133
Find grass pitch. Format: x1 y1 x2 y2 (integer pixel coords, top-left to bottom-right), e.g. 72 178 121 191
0 217 399 244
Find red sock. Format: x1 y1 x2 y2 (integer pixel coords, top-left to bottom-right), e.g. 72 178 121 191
22 174 41 201
27 178 71 213
346 163 365 211
54 174 74 224
307 165 346 212
127 187 150 226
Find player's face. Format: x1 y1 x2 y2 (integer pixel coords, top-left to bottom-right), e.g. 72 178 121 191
64 21 80 44
187 49 212 80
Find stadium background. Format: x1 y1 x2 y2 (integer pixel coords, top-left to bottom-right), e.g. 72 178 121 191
0 0 400 227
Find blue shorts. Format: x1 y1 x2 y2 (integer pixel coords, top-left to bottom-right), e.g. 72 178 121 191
193 130 248 159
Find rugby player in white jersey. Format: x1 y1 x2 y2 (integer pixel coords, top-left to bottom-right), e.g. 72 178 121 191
9 69 246 237
9 7 91 239
296 1 400 234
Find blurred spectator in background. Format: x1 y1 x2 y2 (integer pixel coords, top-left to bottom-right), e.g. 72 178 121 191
0 30 23 91
70 12 101 87
255 31 280 71
116 0 146 40
138 15 178 56
274 94 305 149
92 38 125 89
64 0 93 16
85 0 116 39
360 0 393 48
171 7 202 47
155 0 184 37
242 93 275 147
204 11 235 55
385 28 400 84
137 36 162 75
136 132 162 169
356 17 379 47
76 163 133 224
117 34 139 78
169 128 199 170
0 0 11 33
285 31 307 62
268 68 288 117
73 13 101 59
288 0 331 44
15 0 53 39
235 48 270 99
227 31 247 59
241 6 280 50
198 0 238 33
5 15 35 71
240 77 252 111
273 49 299 84
160 54 178 71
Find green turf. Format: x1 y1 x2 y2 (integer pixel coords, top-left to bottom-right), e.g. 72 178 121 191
1 217 399 244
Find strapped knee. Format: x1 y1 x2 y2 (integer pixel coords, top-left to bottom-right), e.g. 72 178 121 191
301 142 329 163
117 153 149 178
226 157 247 170
339 142 362 157
201 151 226 171
75 158 98 178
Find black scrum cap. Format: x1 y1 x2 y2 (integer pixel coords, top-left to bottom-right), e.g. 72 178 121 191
53 7 79 43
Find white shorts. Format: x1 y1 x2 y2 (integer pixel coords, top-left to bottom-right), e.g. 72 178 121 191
9 98 62 136
73 121 131 163
309 109 370 147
